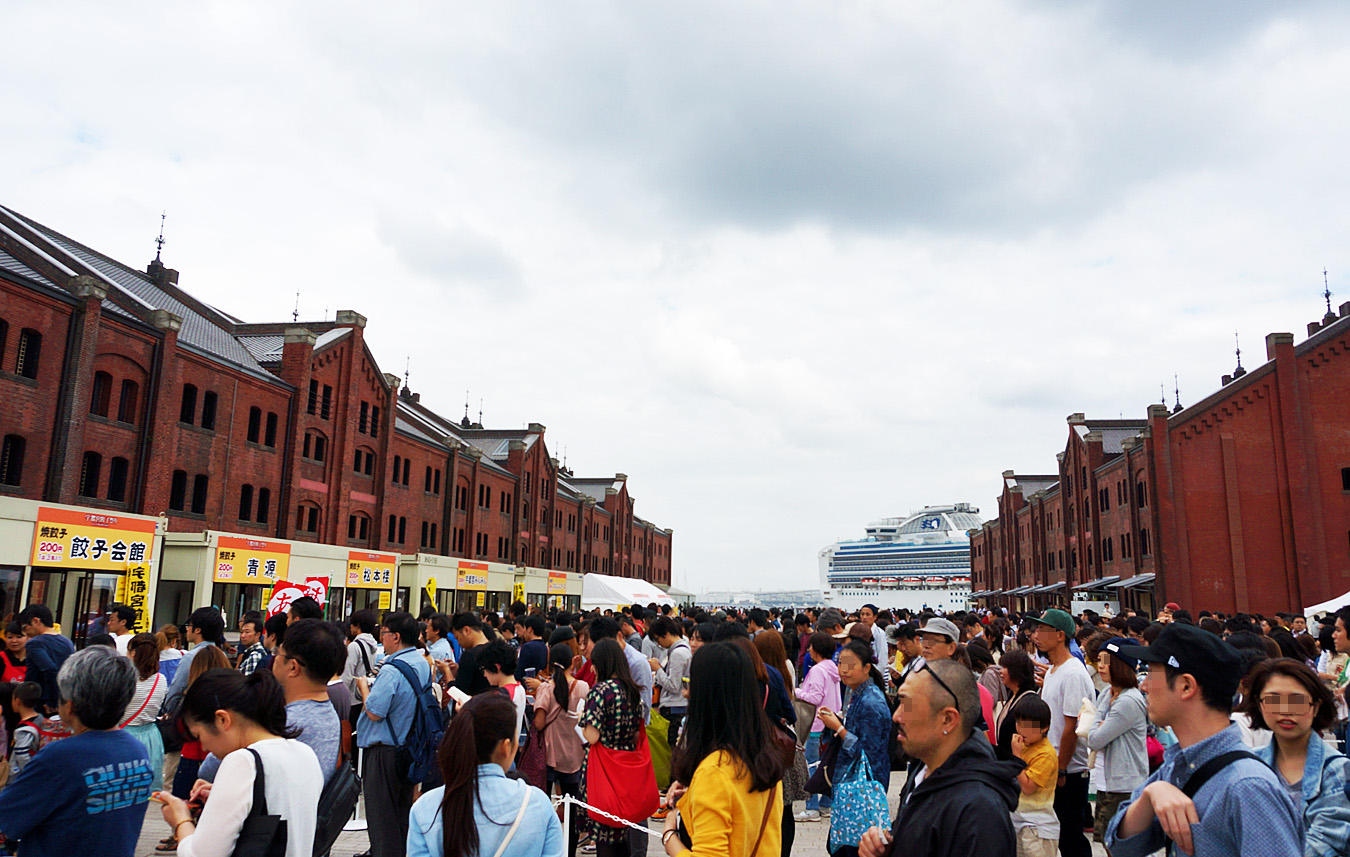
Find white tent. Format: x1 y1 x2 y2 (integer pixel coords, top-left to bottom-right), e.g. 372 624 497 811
582 572 675 611
1305 588 1350 617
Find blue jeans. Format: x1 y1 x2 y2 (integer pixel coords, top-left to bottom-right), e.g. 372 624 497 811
804 731 832 811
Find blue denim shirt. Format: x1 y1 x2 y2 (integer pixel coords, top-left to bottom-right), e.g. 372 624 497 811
356 647 429 748
407 764 563 857
1256 737 1350 857
837 680 891 789
1106 723 1303 857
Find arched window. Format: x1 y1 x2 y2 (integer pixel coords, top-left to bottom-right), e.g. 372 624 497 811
398 517 406 544
191 474 209 514
15 329 40 379
117 379 139 423
388 514 398 542
264 412 278 448
169 470 188 511
107 457 129 502
78 451 102 498
303 430 327 462
297 503 320 533
90 371 112 417
247 408 262 443
179 384 198 424
393 455 402 483
200 391 218 431
0 434 25 486
257 488 271 524
239 484 255 520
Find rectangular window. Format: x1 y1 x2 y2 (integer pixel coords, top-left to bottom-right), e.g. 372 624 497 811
359 401 369 434
421 521 429 548
257 488 270 525
14 329 40 379
1343 468 1350 492
430 523 437 548
307 380 318 414
402 459 410 485
321 385 332 420
370 406 380 438
393 455 402 483
398 517 406 543
363 451 374 477
200 391 218 431
247 407 262 443
264 412 278 448
239 484 254 521
107 457 129 503
433 469 440 494
425 466 433 492
90 372 112 417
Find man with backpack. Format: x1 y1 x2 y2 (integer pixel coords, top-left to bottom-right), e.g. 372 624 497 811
357 611 432 857
1106 623 1302 857
343 609 380 725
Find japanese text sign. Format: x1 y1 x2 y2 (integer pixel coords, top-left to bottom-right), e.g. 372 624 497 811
31 507 157 571
456 561 488 591
215 537 291 585
347 551 397 590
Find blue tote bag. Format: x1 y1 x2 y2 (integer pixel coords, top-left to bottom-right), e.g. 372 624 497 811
827 748 891 853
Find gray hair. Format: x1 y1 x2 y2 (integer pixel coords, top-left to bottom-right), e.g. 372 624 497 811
924 659 981 736
57 645 138 730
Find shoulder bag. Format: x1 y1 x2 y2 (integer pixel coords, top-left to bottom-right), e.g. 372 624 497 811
489 789 532 857
233 748 288 857
119 674 161 730
586 725 660 826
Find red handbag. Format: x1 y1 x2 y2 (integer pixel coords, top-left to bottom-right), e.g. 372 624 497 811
587 726 660 826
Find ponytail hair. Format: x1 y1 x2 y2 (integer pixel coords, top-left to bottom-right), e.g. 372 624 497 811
129 633 160 680
436 693 519 857
549 643 573 712
180 668 298 739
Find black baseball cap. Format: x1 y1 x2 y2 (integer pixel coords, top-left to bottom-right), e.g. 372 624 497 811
1116 623 1245 698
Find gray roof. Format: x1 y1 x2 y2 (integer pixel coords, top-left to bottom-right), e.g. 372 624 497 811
239 335 285 362
1 206 277 381
395 415 451 450
0 246 54 287
567 478 622 501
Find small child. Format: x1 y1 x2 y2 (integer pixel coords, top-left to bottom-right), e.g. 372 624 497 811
1009 695 1059 857
8 682 45 779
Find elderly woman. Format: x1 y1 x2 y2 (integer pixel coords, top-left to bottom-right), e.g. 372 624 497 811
0 646 154 855
858 660 1022 857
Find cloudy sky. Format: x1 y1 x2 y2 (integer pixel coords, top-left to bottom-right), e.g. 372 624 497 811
6 1 1350 592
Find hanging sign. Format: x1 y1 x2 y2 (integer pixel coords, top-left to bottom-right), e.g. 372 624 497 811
31 506 156 570
347 551 397 589
547 572 567 595
112 563 154 632
456 561 488 591
215 536 291 585
266 581 308 618
425 576 438 604
302 577 329 606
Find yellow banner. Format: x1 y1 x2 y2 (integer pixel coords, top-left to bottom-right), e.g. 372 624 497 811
31 507 156 570
456 561 488 591
547 572 567 595
347 551 397 590
425 576 438 604
512 581 525 603
215 536 291 585
378 590 392 610
112 563 153 633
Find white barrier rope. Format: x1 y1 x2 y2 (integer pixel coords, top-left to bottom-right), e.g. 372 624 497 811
552 793 665 839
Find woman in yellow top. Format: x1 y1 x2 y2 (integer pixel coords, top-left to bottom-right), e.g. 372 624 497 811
661 642 788 857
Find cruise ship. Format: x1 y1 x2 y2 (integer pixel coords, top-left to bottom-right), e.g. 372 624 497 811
819 504 983 613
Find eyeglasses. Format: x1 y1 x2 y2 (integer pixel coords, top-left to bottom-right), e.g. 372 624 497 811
921 664 960 714
1259 693 1313 715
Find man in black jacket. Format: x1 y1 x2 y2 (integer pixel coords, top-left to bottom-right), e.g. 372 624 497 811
859 659 1023 857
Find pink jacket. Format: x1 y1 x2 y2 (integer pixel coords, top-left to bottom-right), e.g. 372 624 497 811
795 658 841 734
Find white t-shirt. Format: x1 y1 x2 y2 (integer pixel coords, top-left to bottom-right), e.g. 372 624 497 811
177 738 324 857
1041 656 1095 774
113 632 134 656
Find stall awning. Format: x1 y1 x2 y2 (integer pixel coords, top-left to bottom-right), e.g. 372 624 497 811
1039 581 1067 592
1113 573 1157 589
1006 586 1034 595
1072 576 1121 591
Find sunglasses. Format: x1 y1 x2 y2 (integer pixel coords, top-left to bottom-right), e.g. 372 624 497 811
921 664 961 714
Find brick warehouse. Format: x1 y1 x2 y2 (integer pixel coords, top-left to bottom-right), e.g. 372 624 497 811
0 204 672 596
969 303 1350 617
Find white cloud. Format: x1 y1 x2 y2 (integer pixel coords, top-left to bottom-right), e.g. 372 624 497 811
4 1 1350 591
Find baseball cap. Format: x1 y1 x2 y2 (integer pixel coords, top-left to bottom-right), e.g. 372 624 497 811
919 617 960 642
835 621 857 640
1164 602 1181 612
1099 637 1139 669
1024 608 1075 639
1115 623 1244 698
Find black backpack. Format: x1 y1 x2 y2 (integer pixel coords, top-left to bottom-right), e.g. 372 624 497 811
312 762 361 857
387 659 448 787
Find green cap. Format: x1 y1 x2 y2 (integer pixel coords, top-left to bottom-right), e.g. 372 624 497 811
1026 608 1075 638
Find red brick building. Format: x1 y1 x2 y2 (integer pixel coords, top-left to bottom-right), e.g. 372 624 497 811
970 306 1350 616
0 204 672 587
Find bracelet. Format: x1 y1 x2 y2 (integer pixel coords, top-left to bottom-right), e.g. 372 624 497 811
835 727 846 738
662 830 679 847
175 820 195 834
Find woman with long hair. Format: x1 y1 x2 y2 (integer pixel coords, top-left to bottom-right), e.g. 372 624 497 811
533 643 590 857
156 623 185 683
661 642 787 857
1242 658 1350 857
409 693 562 857
754 632 796 696
156 669 324 857
993 648 1040 762
729 633 798 856
1084 639 1149 850
120 632 168 790
580 638 647 857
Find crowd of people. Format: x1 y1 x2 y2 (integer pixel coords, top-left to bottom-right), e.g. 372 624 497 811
0 596 1348 857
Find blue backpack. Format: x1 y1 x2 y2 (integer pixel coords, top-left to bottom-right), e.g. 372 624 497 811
387 659 448 787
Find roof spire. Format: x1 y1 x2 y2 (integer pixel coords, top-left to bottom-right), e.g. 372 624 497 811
1160 383 1166 407
478 398 483 428
292 291 300 323
1233 332 1246 379
1325 268 1336 322
154 211 166 262
1173 374 1183 414
403 356 410 392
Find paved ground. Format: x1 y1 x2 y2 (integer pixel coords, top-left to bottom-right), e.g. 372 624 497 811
134 781 1113 856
